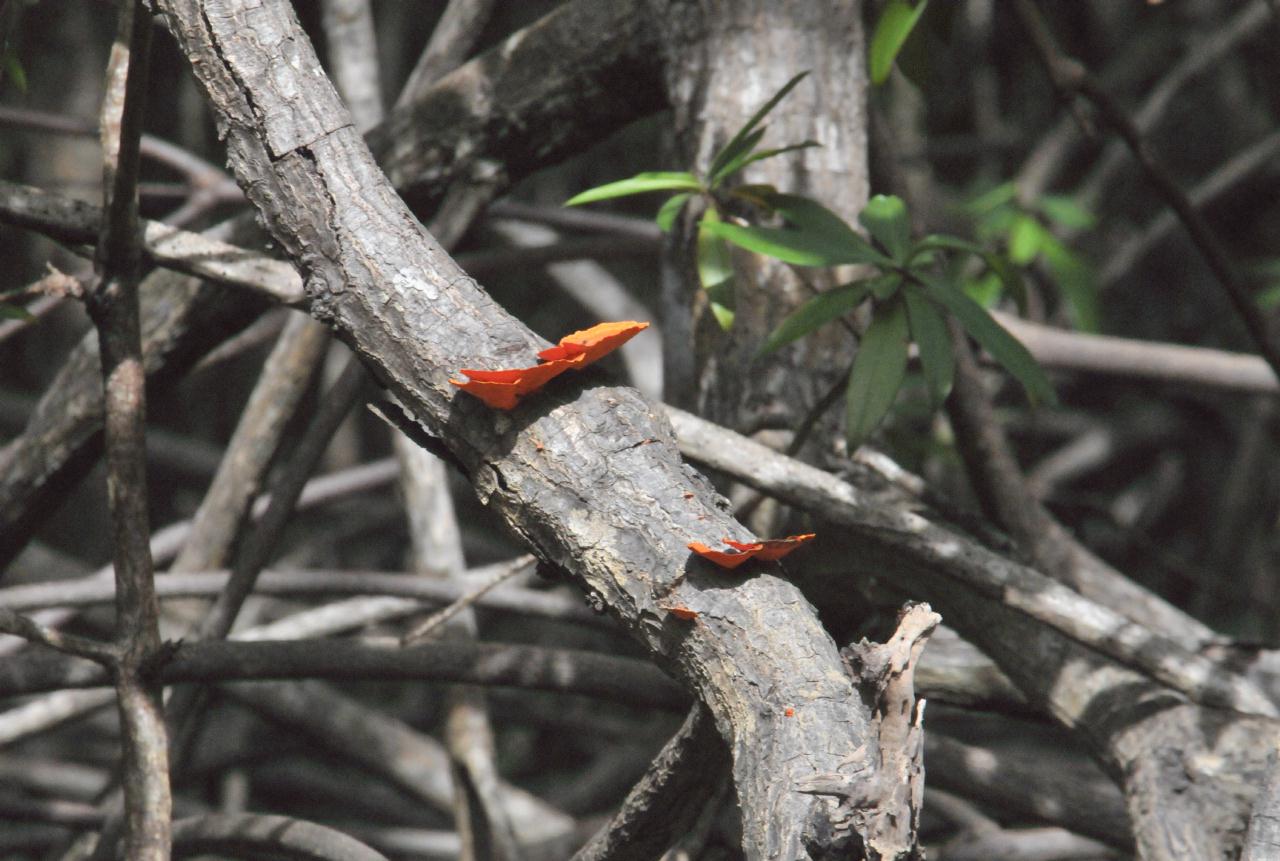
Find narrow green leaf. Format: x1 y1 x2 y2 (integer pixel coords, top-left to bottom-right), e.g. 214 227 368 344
1041 234 1100 332
3 52 25 93
565 172 702 206
714 140 821 186
920 276 1056 406
697 212 734 289
910 234 1026 313
963 181 1017 216
859 194 911 261
706 280 736 329
868 272 903 300
707 127 767 186
1257 283 1280 310
763 193 888 259
982 252 1028 315
964 272 1003 308
0 302 33 321
729 183 781 209
759 280 874 356
655 192 693 232
703 220 891 267
1039 195 1096 230
846 296 910 449
698 210 736 330
902 286 953 406
708 71 811 180
870 0 929 85
1007 214 1046 265
912 234 984 257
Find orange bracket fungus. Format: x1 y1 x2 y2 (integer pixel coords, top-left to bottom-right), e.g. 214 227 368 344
665 605 700 621
687 534 815 569
451 321 650 410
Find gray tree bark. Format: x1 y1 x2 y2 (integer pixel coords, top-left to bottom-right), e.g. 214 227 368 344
652 0 868 441
147 1 912 856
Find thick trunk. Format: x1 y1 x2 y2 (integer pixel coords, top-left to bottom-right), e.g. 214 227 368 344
653 0 869 438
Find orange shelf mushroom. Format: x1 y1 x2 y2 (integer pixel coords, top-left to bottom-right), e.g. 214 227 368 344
687 533 815 569
451 321 649 410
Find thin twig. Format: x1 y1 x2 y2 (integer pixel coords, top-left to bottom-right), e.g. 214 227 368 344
401 565 529 645
1012 0 1280 382
90 2 171 859
0 607 118 663
1100 129 1280 289
571 705 728 861
395 0 496 108
165 358 371 770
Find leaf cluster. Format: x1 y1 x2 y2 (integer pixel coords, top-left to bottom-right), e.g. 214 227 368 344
566 72 1054 451
567 71 817 329
963 182 1100 332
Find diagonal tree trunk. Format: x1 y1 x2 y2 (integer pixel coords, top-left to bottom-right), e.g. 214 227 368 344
149 0 915 857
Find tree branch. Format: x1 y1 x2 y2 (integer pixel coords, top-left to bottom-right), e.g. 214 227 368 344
0 639 689 710
150 1 880 855
91 2 171 857
1012 0 1280 381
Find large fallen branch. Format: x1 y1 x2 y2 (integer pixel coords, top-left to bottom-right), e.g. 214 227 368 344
145 1 899 856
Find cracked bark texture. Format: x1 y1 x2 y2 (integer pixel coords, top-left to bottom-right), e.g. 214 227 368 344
651 0 868 436
149 1 892 857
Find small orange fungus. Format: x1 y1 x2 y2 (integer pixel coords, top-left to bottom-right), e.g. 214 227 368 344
687 541 757 570
688 534 815 569
451 321 649 410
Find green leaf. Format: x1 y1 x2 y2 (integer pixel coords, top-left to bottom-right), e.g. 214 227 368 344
655 192 693 232
869 0 929 85
983 252 1028 315
697 211 734 288
902 286 953 406
1039 195 1096 230
868 271 903 300
707 127 767 186
963 181 1017 216
706 280 736 329
708 71 811 181
709 128 767 186
0 302 32 321
3 51 24 93
713 140 821 186
1041 234 1100 332
910 234 1027 314
964 272 1003 308
1007 214 1047 265
698 211 735 329
919 276 1056 406
761 192 891 262
703 220 892 267
846 296 910 449
859 194 911 261
565 172 702 206
910 233 987 261
1257 283 1280 310
759 280 874 356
